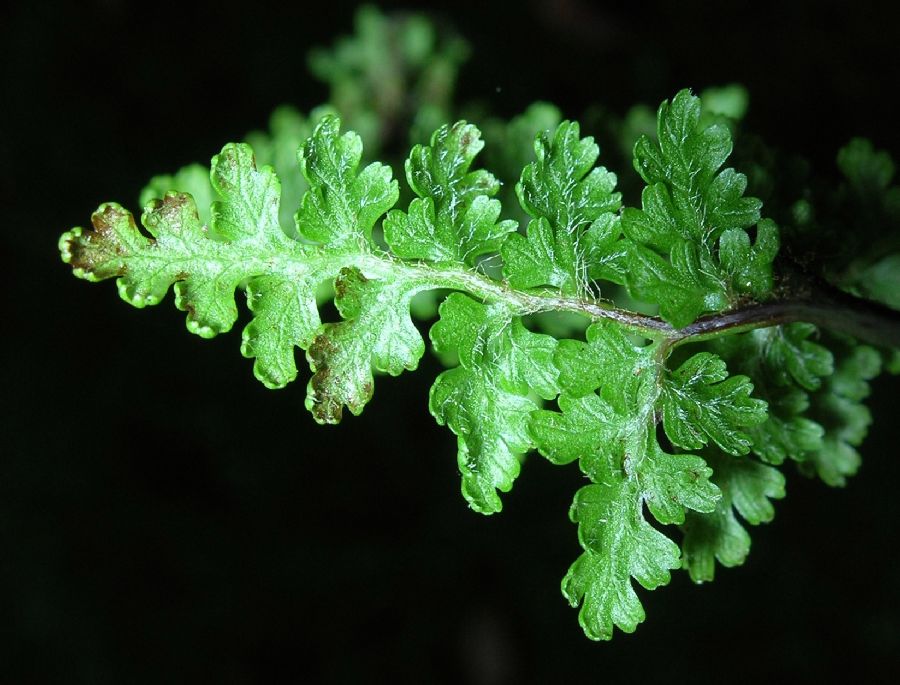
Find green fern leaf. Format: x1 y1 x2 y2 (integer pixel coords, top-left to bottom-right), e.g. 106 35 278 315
61 144 323 388
429 294 558 513
621 89 776 326
710 324 834 465
140 164 215 225
800 341 881 485
662 352 767 455
530 320 735 637
59 77 896 643
384 121 516 264
502 121 622 294
682 450 785 582
296 115 398 250
306 267 424 423
564 478 681 640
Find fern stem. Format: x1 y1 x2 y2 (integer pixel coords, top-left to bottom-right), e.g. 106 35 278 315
678 292 900 348
364 254 900 347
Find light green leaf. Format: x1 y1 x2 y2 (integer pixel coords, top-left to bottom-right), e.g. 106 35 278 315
501 218 576 291
63 144 327 385
529 393 620 471
719 218 780 298
516 121 620 231
624 239 728 327
638 439 721 525
662 352 767 455
430 366 535 514
61 144 331 388
563 479 681 640
296 115 398 250
621 89 774 327
141 105 330 238
553 320 656 401
210 143 282 243
306 267 424 423
385 121 515 264
583 213 628 285
242 275 320 389
531 393 718 521
140 163 215 225
482 101 563 187
245 105 326 235
503 121 621 295
531 320 723 639
429 294 558 513
407 121 496 202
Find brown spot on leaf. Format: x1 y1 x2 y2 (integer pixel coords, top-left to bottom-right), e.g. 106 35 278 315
182 301 196 318
64 206 138 277
333 266 366 301
308 330 336 370
312 395 342 424
307 331 343 422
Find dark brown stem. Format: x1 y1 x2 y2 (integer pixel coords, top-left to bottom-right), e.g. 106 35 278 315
674 290 900 348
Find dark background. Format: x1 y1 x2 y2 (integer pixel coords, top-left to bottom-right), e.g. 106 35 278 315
3 0 900 682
